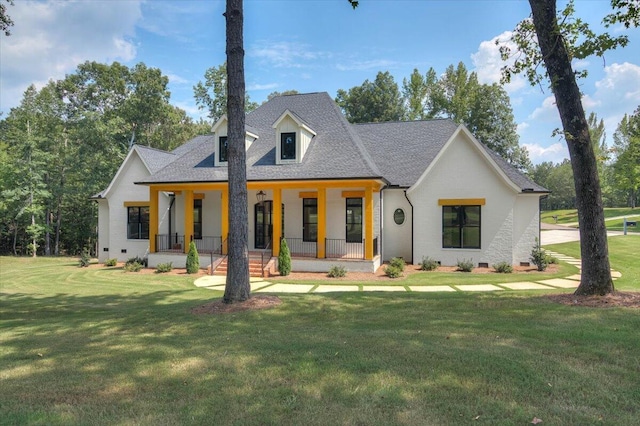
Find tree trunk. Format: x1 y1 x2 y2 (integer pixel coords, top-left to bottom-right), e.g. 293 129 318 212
223 0 251 303
529 0 614 295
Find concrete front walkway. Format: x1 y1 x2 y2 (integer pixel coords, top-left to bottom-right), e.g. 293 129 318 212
193 250 622 293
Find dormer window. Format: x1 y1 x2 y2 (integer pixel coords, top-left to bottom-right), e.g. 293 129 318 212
273 110 316 165
219 136 228 163
281 133 296 160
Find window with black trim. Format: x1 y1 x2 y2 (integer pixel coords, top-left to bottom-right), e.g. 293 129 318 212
281 132 296 160
302 198 317 242
193 199 202 239
127 206 149 239
346 198 362 243
219 136 228 162
442 205 480 249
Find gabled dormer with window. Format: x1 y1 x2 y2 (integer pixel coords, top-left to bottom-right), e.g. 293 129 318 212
212 115 259 167
272 110 316 165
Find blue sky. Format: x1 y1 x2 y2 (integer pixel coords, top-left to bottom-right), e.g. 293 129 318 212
2 0 639 164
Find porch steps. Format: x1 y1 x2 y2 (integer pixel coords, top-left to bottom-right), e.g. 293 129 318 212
212 257 271 277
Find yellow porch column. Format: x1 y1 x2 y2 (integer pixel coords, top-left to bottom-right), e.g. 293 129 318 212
149 188 159 253
364 186 374 260
272 188 282 256
317 187 326 259
221 187 228 255
184 189 194 254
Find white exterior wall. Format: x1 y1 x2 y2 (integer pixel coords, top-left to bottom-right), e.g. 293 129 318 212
97 200 110 262
407 132 532 266
106 152 168 262
381 188 413 262
512 195 541 263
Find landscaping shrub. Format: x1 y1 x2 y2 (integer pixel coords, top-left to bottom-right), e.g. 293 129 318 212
156 262 173 273
124 261 143 272
530 238 550 271
126 256 147 268
278 238 292 276
493 261 513 273
327 265 347 278
79 250 91 267
419 256 439 271
389 257 406 272
104 258 117 267
384 265 403 278
456 258 474 272
186 241 199 274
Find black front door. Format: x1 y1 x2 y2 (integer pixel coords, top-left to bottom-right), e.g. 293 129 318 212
255 201 272 249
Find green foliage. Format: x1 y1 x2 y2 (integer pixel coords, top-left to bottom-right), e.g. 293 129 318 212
155 262 173 273
493 261 513 274
278 238 292 276
186 241 199 274
530 238 550 272
104 258 117 267
126 256 148 268
384 265 403 278
79 250 91 268
389 257 406 272
124 261 143 272
327 265 347 278
336 71 404 123
193 62 258 121
419 256 439 271
456 259 474 273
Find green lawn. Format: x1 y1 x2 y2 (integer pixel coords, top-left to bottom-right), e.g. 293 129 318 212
1 239 639 425
542 207 639 231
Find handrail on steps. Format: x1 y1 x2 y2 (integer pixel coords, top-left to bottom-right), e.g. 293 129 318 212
210 237 228 276
260 239 273 278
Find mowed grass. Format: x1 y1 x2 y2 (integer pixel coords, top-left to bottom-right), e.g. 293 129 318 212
542 207 639 231
1 240 639 426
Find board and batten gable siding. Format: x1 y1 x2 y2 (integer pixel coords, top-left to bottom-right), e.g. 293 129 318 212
381 188 412 262
106 151 169 261
407 130 527 266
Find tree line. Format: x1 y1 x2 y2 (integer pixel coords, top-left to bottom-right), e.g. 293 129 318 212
531 109 640 210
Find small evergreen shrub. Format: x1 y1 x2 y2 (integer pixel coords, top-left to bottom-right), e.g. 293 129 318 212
419 256 439 271
548 255 559 265
384 265 403 278
389 257 406 272
327 265 347 278
124 261 143 272
104 258 117 267
186 241 200 274
456 258 474 272
156 262 173 273
278 238 292 276
530 238 550 271
79 250 91 267
493 261 513 273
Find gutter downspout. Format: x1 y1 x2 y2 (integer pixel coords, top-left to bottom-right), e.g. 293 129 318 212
379 185 388 261
404 189 414 264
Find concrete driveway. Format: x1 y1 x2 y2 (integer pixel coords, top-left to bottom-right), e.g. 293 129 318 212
541 224 625 245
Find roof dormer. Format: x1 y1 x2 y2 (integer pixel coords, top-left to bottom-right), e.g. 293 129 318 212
212 115 259 167
272 109 316 165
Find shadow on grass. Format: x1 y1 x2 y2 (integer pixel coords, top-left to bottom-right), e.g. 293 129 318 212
2 288 640 424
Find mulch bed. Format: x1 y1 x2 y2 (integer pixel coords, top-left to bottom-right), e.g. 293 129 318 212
191 295 282 314
544 292 640 308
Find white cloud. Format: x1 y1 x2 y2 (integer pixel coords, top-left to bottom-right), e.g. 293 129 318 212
335 59 397 72
523 142 569 164
247 82 280 91
529 96 559 122
166 74 190 85
0 0 143 113
592 62 640 135
471 31 527 93
248 40 331 69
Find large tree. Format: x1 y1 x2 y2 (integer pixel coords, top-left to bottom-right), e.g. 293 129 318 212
1 0 13 36
223 0 251 303
501 0 624 295
612 107 640 208
336 71 404 123
194 62 258 121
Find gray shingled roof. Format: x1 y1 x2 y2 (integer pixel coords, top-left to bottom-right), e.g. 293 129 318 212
136 145 176 174
135 92 546 193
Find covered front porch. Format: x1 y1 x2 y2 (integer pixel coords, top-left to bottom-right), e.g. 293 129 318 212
145 179 383 272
